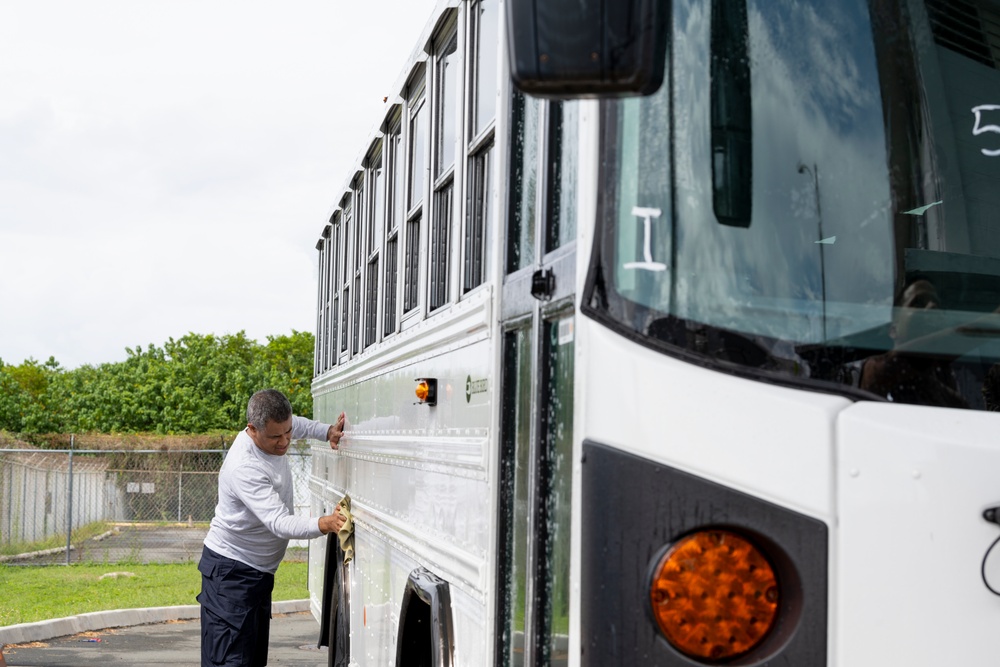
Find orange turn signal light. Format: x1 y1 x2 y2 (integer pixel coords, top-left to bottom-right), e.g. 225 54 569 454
650 530 778 662
414 378 437 405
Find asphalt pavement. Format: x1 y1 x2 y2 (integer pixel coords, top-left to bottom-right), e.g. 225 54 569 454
8 525 213 566
1 609 328 666
3 524 309 566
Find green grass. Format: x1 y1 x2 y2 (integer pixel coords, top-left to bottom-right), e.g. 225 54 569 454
0 561 309 627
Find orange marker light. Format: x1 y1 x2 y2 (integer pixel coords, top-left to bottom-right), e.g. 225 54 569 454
415 381 430 402
414 378 437 405
650 530 778 662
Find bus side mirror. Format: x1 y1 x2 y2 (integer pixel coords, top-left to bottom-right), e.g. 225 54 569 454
506 0 669 99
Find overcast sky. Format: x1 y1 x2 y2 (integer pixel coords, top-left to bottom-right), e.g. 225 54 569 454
0 0 438 369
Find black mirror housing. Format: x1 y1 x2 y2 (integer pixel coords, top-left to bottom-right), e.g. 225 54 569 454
506 0 669 99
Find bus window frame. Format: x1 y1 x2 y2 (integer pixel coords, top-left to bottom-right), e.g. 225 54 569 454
328 210 342 369
363 140 385 350
350 171 365 356
402 70 428 327
429 15 461 314
339 192 353 360
382 108 404 340
462 0 499 297
314 224 331 376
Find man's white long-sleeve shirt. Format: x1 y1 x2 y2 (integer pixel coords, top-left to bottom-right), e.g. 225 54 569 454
203 415 330 573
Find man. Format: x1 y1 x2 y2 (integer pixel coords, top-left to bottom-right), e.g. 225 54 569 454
198 389 347 667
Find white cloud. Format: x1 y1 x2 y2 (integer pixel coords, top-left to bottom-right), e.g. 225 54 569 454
0 0 438 368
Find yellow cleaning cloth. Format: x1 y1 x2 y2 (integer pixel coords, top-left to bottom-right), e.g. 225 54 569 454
337 495 355 564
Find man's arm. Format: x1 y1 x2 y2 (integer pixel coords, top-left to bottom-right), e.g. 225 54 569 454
236 467 325 539
292 413 348 449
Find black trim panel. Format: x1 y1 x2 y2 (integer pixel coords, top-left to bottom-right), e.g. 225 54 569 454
317 533 350 667
395 567 455 667
581 441 828 666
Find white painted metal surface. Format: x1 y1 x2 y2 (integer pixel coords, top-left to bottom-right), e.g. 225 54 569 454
310 289 496 666
836 402 1000 667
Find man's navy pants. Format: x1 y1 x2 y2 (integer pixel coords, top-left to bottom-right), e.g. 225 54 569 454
197 546 275 667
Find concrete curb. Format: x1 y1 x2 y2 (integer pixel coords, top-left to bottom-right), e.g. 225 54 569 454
0 599 310 646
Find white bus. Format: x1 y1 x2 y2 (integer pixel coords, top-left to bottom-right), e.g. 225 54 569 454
308 0 1000 665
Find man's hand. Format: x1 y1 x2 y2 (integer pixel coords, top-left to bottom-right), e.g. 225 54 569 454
327 412 347 450
319 507 346 535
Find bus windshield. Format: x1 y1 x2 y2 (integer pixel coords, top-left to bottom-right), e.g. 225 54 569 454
588 0 1000 410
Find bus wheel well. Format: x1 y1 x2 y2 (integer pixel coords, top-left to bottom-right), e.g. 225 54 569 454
395 567 454 667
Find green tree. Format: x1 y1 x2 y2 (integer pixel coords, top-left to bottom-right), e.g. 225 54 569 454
52 346 170 433
1 357 63 433
0 359 29 432
260 330 315 418
2 330 317 435
159 332 265 432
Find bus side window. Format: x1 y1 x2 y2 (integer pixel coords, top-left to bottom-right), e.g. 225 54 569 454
330 212 341 366
340 194 353 356
351 174 364 355
404 77 427 318
383 113 403 337
364 142 384 349
429 22 459 312
316 223 333 375
464 0 499 294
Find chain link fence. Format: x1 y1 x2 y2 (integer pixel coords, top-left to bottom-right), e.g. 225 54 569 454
0 437 314 566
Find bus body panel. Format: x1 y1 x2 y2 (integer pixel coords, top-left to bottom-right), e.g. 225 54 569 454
836 402 1000 666
572 316 839 664
578 321 849 519
575 310 1000 666
310 288 497 665
347 520 490 666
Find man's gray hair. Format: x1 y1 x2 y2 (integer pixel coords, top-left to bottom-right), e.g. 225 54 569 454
246 389 293 430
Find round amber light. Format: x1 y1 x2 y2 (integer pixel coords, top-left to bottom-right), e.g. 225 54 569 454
650 530 779 661
415 381 430 401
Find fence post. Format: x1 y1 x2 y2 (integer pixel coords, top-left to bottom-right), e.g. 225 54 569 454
66 434 75 566
177 459 183 523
